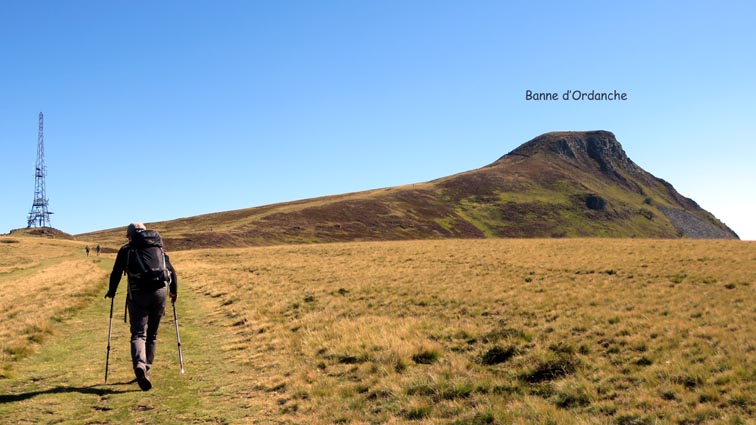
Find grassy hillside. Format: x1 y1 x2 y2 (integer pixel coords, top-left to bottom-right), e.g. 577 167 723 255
0 236 754 423
0 236 106 377
78 131 737 250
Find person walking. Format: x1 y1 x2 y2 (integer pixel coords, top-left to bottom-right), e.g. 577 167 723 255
85 245 90 256
104 222 178 391
96 244 101 256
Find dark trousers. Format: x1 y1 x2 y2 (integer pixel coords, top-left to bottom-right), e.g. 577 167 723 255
128 285 167 376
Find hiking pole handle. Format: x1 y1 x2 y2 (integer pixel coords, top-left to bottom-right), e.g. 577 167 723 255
172 300 185 374
105 296 114 384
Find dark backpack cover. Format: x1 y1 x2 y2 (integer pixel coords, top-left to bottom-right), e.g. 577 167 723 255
127 229 171 287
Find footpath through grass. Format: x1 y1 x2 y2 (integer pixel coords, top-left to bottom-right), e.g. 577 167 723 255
0 270 257 424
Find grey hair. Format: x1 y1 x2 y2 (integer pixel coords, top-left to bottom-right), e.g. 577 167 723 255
127 222 146 238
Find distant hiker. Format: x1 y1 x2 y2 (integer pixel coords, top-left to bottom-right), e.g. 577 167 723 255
104 222 178 391
96 244 101 256
85 245 90 256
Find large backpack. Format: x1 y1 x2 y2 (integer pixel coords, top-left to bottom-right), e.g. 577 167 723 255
126 229 171 288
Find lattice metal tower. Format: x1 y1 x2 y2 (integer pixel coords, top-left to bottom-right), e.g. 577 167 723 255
27 112 53 228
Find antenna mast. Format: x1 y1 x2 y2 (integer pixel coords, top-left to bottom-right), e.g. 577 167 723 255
27 112 53 228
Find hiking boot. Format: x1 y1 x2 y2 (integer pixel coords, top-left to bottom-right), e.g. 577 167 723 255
135 366 152 391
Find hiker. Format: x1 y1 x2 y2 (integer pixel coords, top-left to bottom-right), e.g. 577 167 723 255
104 222 178 391
85 245 90 256
96 244 101 256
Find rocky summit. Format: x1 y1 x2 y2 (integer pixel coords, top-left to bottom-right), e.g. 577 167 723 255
80 131 738 249
501 131 641 178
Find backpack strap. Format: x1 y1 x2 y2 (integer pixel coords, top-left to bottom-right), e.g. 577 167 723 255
161 247 172 286
125 248 133 300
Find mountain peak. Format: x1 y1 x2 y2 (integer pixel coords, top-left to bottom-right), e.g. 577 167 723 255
506 130 622 160
499 130 641 177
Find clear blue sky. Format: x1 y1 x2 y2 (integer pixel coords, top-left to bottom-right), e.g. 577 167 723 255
1 1 754 239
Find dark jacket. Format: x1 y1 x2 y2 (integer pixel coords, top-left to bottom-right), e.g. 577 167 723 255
108 243 178 296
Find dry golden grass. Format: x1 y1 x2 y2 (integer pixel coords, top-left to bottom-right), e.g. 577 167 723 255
0 236 108 375
0 236 753 423
171 238 756 424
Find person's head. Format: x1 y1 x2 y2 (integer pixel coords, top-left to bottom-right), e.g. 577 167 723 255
126 222 146 240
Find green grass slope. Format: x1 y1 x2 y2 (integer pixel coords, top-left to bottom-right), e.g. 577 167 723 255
78 131 737 250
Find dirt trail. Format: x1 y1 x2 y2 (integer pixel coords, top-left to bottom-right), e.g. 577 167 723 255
0 276 261 424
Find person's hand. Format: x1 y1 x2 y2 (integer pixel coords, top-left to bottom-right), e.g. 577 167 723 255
104 291 116 299
170 292 177 303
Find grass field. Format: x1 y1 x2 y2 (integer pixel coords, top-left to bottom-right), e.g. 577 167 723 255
0 236 754 424
0 237 106 377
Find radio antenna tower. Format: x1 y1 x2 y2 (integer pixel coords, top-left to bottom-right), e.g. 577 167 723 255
27 112 53 228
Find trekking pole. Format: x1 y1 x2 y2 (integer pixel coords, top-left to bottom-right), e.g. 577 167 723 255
123 271 129 323
172 300 185 374
105 296 114 384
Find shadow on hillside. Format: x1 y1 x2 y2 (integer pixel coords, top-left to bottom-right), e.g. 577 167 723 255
0 382 138 403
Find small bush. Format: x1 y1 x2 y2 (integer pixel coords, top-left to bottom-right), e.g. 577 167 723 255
585 195 606 210
335 352 370 364
639 208 654 220
412 348 441 365
522 354 579 383
481 345 517 365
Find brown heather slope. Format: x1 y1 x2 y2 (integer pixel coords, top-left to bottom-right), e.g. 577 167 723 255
79 131 738 250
